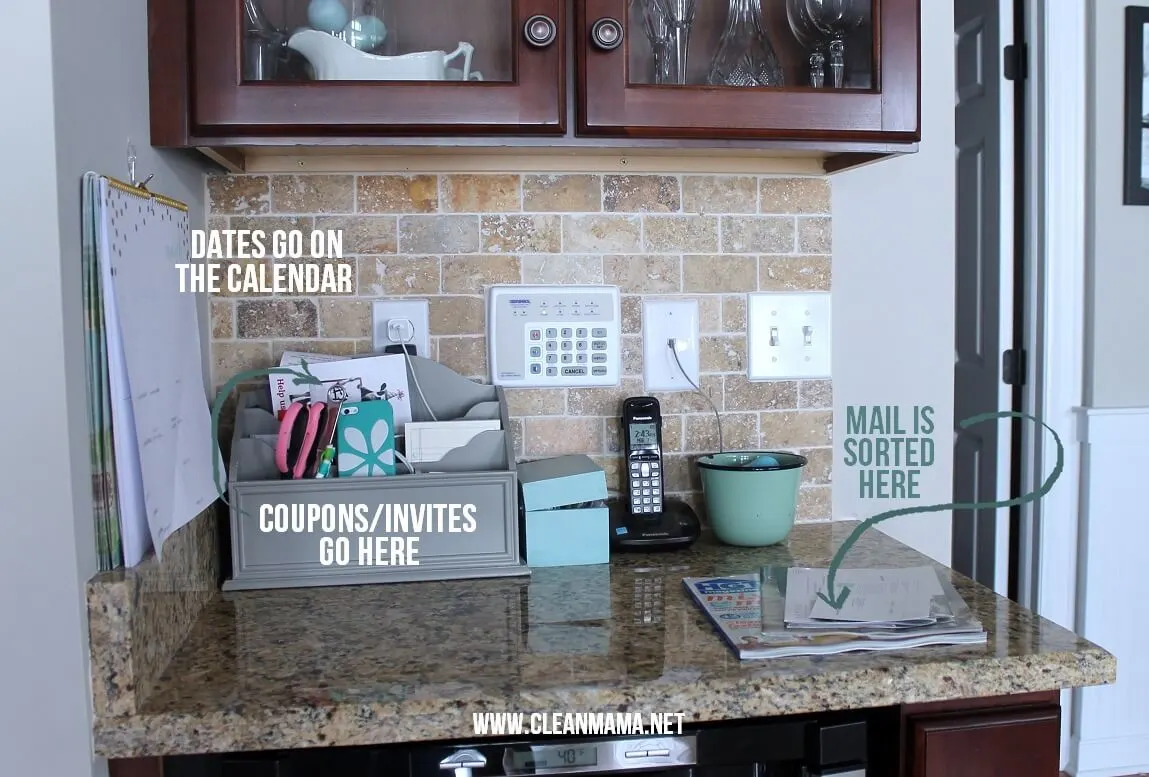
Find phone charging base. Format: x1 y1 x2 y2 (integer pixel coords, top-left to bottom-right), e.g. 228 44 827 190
608 498 701 552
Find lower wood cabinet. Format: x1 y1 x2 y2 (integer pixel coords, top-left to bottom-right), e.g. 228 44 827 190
905 703 1061 777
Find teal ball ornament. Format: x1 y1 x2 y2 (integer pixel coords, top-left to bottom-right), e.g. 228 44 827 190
307 0 349 33
344 15 387 50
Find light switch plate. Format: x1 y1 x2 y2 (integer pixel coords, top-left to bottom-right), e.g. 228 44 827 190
642 298 700 391
372 299 430 358
747 292 831 380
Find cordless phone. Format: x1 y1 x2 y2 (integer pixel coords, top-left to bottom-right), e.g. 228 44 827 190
621 396 663 515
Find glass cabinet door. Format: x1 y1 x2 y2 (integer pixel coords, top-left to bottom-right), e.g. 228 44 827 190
192 0 565 136
577 0 918 140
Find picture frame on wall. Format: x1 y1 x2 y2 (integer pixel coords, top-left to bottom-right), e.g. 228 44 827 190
1125 6 1149 205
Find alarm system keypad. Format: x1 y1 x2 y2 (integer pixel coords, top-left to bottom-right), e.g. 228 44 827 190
630 460 661 513
528 327 612 377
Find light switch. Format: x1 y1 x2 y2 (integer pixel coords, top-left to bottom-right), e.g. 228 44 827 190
747 292 831 380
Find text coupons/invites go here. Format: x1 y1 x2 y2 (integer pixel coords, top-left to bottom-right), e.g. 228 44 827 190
258 503 479 568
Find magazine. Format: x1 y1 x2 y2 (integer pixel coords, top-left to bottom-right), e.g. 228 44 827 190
683 566 987 660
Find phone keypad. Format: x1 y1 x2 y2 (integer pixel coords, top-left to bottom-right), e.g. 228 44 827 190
634 575 664 626
629 459 662 513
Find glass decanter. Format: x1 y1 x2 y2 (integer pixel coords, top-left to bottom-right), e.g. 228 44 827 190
706 0 784 87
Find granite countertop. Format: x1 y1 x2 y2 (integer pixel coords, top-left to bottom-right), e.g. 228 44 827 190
92 522 1115 758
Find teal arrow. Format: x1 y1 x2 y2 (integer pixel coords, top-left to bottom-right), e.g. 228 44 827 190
815 410 1064 610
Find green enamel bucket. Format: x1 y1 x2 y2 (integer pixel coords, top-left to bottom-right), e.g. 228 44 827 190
696 451 808 546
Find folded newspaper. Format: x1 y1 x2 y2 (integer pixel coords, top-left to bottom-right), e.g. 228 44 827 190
683 565 987 660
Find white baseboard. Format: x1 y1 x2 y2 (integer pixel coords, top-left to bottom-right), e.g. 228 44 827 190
1070 407 1149 776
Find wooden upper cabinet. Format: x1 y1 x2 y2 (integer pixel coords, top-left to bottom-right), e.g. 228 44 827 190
576 0 919 142
156 0 565 142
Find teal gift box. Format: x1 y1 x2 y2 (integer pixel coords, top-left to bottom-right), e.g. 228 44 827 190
518 454 609 568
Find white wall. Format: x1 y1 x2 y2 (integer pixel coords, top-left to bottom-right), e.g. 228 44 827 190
831 0 956 565
0 0 206 774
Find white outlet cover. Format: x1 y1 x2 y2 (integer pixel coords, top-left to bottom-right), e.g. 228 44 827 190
372 299 430 358
747 292 831 380
643 298 700 392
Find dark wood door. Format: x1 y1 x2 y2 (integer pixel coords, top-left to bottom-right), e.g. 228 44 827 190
907 706 1060 777
163 0 565 142
575 0 919 142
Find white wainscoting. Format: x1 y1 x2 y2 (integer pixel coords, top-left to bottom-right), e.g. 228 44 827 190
1071 407 1149 777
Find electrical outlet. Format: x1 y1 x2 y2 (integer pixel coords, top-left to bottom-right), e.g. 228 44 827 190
372 299 430 358
642 298 700 391
747 292 831 380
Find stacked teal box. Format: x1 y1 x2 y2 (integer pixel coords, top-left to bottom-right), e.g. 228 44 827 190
518 454 609 568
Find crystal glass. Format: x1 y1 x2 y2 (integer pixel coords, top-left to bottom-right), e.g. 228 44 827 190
706 0 784 87
654 0 697 85
803 0 865 88
785 0 826 87
632 0 672 84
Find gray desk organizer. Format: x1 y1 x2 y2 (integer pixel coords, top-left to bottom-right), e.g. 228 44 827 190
223 356 528 590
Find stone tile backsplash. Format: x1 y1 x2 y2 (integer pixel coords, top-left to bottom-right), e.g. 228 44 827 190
207 172 833 521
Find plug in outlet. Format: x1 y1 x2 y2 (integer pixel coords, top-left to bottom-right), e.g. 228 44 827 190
747 292 831 379
372 299 430 358
642 299 700 392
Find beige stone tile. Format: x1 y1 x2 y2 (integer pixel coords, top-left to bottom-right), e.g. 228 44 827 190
270 254 356 296
520 255 602 284
509 417 524 458
700 335 747 372
429 296 485 335
212 341 273 386
481 215 561 253
621 335 643 375
721 216 795 254
522 174 602 212
644 215 719 253
621 295 643 334
211 300 234 339
270 175 353 213
436 336 487 378
759 177 831 214
758 255 832 291
760 410 833 447
661 454 700 492
683 255 756 293
698 296 722 333
505 388 566 416
442 174 521 212
685 412 757 452
568 378 644 416
564 215 642 253
797 448 833 485
230 215 315 236
235 299 317 339
724 376 798 411
399 215 480 254
799 380 833 408
603 175 680 212
358 255 440 296
317 298 372 338
316 215 397 254
207 175 269 215
354 337 381 355
797 217 832 253
442 255 520 292
270 339 358 362
205 259 267 297
357 174 438 213
722 295 746 332
591 455 624 491
651 375 723 413
603 255 681 293
682 176 757 214
524 417 604 456
797 486 832 521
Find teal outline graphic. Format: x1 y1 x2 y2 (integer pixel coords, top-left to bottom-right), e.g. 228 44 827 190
816 410 1064 610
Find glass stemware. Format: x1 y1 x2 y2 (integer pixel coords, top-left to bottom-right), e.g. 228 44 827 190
632 0 673 84
707 0 784 87
785 0 826 87
655 0 697 85
803 0 865 88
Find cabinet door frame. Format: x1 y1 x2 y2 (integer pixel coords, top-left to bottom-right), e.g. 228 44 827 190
575 0 920 141
180 0 566 138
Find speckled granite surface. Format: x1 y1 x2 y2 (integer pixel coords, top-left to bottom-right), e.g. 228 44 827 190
92 522 1114 758
87 506 220 717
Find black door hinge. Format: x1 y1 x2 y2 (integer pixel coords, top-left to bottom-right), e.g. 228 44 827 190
1004 43 1028 81
1002 348 1027 386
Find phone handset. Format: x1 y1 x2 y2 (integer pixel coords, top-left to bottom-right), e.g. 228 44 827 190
621 396 663 516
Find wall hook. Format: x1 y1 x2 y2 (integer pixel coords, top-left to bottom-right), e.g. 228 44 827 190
126 141 155 191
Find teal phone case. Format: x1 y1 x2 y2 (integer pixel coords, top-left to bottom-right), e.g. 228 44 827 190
336 400 396 477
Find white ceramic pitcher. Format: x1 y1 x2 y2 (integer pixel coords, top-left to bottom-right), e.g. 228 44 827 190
288 29 474 81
